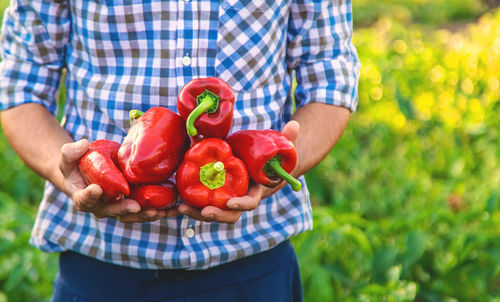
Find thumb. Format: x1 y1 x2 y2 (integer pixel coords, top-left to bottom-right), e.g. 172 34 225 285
281 120 300 144
60 139 89 175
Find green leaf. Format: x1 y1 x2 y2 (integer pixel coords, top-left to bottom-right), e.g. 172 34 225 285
402 231 427 274
486 192 499 213
395 87 415 120
306 267 335 302
5 261 28 291
373 247 399 282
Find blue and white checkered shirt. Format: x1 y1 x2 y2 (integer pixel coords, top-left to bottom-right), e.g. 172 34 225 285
0 0 359 269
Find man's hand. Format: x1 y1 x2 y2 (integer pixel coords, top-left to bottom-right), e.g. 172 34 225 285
60 139 175 223
175 121 300 224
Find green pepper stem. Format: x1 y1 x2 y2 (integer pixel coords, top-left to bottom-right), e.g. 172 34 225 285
129 110 144 125
265 158 302 191
206 161 224 178
200 161 226 190
186 90 220 136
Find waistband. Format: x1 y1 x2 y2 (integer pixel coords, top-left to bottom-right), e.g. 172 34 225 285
57 240 295 301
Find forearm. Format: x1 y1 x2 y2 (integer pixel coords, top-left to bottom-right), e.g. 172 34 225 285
291 103 351 177
0 103 73 191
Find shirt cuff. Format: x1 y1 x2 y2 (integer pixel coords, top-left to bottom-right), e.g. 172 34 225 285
294 56 360 113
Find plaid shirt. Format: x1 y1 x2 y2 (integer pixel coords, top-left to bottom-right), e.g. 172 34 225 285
0 0 359 269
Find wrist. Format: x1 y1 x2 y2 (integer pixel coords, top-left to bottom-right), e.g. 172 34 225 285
52 168 70 195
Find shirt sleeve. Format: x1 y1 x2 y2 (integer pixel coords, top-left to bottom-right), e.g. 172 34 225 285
0 0 70 115
286 0 360 112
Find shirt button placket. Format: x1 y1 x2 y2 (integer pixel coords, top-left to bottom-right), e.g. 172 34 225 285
185 228 195 238
180 216 198 267
181 0 192 69
182 55 192 66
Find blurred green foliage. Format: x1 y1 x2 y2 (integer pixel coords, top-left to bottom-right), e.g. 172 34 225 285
353 0 488 26
0 193 57 302
0 131 44 203
295 6 500 302
1 0 499 301
0 114 56 301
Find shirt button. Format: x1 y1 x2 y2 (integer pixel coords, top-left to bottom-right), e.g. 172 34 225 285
185 228 195 238
182 55 191 66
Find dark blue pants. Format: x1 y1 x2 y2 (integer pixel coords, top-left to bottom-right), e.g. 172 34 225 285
51 240 303 302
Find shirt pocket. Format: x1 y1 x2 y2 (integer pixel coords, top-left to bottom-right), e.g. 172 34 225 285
215 0 289 92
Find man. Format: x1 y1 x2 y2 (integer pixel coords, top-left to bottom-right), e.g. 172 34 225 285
0 0 359 301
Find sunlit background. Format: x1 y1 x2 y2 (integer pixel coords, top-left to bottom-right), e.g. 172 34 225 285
1 0 499 301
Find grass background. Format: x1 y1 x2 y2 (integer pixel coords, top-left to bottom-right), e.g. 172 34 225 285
1 0 500 301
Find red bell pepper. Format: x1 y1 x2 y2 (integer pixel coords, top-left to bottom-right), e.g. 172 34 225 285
79 140 130 202
226 130 302 191
118 107 190 184
129 180 178 210
177 77 235 139
176 138 249 209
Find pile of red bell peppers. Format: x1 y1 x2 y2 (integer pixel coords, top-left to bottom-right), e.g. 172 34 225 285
79 77 301 212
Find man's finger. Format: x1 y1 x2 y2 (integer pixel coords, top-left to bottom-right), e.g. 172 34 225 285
117 209 166 223
224 194 260 211
178 204 243 224
72 184 103 211
201 206 242 224
98 198 142 218
60 139 89 174
261 183 285 199
226 184 263 210
178 204 214 222
165 207 182 218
